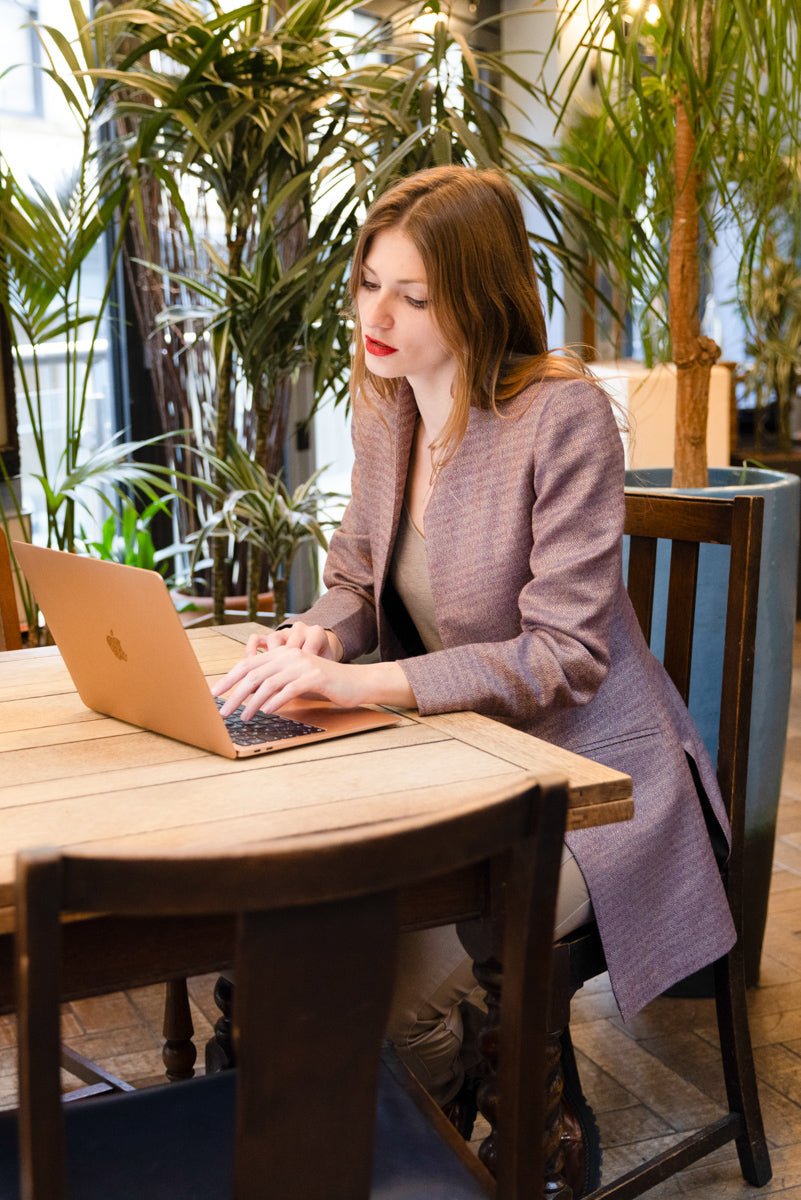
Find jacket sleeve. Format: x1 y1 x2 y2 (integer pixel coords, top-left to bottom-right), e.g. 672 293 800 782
399 381 626 723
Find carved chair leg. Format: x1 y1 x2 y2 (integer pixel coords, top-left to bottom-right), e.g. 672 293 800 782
470 956 573 1199
557 1027 603 1199
545 937 603 1200
162 977 197 1082
471 956 501 1175
544 1029 572 1198
205 973 236 1074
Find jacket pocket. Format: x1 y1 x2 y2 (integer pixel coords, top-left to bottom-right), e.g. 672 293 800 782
571 725 660 756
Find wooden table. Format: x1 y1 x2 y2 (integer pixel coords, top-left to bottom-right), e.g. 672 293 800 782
0 622 633 1189
0 620 631 931
2 619 630 1024
0 623 632 1000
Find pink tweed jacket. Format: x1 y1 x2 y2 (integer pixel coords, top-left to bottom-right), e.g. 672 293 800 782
299 376 736 1020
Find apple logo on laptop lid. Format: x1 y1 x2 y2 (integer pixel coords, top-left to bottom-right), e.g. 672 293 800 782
106 630 128 662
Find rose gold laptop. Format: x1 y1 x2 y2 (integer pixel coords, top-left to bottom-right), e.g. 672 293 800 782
13 542 400 759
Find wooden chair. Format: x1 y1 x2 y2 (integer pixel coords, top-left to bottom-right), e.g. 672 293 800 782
0 774 568 1199
0 527 22 652
547 492 772 1198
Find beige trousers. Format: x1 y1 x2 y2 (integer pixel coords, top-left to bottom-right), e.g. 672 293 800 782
385 843 592 1105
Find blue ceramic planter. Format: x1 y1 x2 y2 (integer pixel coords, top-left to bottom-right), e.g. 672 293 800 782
624 467 800 984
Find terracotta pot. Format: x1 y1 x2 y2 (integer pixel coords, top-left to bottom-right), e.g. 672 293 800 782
625 466 800 984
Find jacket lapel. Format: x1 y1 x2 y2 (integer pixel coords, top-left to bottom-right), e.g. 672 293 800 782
372 382 418 597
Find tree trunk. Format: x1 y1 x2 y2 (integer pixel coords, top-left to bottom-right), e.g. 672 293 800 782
669 4 720 488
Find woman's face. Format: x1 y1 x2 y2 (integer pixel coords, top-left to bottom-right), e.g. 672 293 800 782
356 227 457 396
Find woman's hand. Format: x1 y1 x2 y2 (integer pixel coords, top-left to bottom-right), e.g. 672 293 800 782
211 623 415 719
240 621 344 663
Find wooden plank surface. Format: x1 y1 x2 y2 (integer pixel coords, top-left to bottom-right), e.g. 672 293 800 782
0 626 633 932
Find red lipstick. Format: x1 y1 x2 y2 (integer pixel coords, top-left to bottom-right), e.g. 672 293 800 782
365 336 397 357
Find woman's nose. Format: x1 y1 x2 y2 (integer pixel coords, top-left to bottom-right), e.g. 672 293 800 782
366 291 392 327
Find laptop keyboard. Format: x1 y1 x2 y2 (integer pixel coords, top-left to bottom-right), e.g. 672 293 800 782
215 698 324 746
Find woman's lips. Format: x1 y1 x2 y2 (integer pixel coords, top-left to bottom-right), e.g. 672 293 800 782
365 336 398 357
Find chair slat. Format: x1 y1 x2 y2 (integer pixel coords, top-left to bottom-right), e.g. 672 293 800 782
625 493 734 544
626 536 658 644
717 496 763 890
663 539 701 705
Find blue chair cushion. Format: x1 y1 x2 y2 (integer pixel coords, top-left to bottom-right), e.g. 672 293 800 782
0 1064 489 1198
372 1065 490 1199
0 1072 236 1198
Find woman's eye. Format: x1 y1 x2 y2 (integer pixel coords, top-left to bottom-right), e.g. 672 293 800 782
361 279 379 291
407 297 428 310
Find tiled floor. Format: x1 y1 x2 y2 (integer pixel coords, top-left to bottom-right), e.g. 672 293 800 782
0 975 221 1105
1 628 800 1197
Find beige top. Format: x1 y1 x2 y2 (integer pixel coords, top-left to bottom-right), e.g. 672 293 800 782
388 505 443 652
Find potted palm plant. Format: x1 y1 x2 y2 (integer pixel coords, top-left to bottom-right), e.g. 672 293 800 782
546 0 801 484
190 435 344 625
537 0 801 983
740 244 801 456
736 231 801 624
734 153 801 463
76 0 598 621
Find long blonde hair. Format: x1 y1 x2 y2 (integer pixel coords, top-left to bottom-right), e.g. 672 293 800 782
348 165 593 461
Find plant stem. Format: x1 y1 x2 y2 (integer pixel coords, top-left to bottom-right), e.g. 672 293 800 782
247 539 259 623
273 577 288 627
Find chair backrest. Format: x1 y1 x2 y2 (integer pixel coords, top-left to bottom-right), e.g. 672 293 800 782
624 490 763 910
14 774 568 1200
0 528 22 652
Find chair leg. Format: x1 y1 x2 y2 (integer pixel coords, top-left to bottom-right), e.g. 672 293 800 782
162 977 197 1081
543 1029 573 1200
469 955 579 1200
713 951 772 1186
470 955 502 1176
543 941 577 1199
559 1028 603 1199
206 973 236 1073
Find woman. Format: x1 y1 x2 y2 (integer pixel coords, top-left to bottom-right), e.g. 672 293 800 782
214 165 735 1108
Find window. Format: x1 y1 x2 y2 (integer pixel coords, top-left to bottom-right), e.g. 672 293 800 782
0 0 41 117
0 0 116 547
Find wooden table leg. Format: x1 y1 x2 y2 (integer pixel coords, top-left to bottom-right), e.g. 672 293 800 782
162 978 197 1081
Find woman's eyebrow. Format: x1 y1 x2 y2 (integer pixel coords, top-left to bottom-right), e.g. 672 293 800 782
362 261 426 286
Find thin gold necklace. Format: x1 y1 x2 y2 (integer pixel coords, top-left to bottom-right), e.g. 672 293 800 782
413 415 439 492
